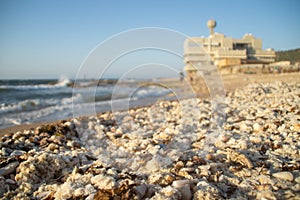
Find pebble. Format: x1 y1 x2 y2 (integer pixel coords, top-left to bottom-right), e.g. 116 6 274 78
253 123 261 132
273 171 294 182
0 161 19 176
172 180 191 200
5 179 16 184
0 82 299 199
91 174 116 190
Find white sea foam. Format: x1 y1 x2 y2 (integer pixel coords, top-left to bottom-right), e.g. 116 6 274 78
0 80 173 130
0 78 72 90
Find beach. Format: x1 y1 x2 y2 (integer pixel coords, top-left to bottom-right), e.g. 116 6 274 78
1 73 299 135
0 73 300 199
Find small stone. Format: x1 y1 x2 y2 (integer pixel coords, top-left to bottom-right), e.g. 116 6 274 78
1 147 13 156
5 179 16 184
273 171 294 182
74 188 85 197
164 174 175 185
64 121 75 129
206 153 213 160
256 190 276 200
85 193 95 200
91 174 116 190
219 134 231 143
253 123 261 132
0 161 19 176
35 191 54 200
256 184 272 191
194 180 221 199
134 184 148 198
47 143 58 151
198 165 211 176
159 186 180 197
238 140 248 150
249 135 262 144
292 123 300 131
172 179 190 188
258 175 273 185
295 176 300 184
10 150 26 156
239 123 248 131
172 180 191 200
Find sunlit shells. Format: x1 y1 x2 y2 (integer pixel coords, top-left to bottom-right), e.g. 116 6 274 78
0 82 299 199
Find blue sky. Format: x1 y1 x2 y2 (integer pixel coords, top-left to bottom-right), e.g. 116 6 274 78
0 0 299 79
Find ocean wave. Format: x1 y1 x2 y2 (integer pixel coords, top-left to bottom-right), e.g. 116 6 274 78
134 85 170 99
0 93 81 115
0 99 49 114
0 81 174 130
0 78 73 90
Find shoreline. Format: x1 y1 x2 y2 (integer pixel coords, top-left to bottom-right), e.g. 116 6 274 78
1 72 299 135
0 75 299 199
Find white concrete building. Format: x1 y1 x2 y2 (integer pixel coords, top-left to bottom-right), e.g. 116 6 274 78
184 20 276 75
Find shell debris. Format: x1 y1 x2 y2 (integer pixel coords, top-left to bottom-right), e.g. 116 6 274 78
0 82 300 199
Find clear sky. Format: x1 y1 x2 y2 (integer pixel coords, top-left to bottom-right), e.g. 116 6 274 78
0 0 299 79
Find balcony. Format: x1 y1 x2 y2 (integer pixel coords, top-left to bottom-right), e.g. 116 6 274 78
214 49 247 59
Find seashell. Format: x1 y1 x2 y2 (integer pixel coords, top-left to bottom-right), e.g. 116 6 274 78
148 173 173 185
84 184 96 196
64 121 75 129
249 135 262 144
159 186 180 197
239 123 249 131
256 184 272 191
177 170 193 179
256 189 276 200
198 165 211 176
272 171 294 182
164 174 175 185
237 139 248 150
91 174 117 190
35 191 55 200
47 143 58 151
0 81 299 199
74 188 85 197
224 149 253 169
233 168 252 177
194 180 221 199
292 123 300 131
174 161 184 170
192 142 202 149
219 134 231 143
172 179 189 188
172 180 191 200
258 175 274 185
253 123 261 132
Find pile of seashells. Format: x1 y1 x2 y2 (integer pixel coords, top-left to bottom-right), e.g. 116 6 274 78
0 82 299 199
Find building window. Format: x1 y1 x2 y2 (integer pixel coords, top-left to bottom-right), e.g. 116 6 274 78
233 43 249 50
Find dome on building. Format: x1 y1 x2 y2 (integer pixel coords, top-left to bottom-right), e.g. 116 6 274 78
207 19 217 35
207 20 217 29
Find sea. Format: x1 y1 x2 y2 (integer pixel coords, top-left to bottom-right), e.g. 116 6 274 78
0 78 173 130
